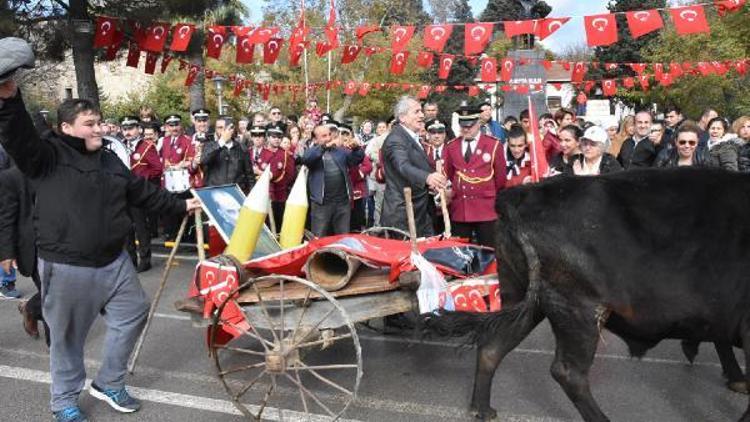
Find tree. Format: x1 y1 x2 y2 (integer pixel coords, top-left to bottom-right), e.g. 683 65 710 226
480 0 550 49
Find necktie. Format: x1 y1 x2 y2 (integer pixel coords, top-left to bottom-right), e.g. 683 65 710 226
464 139 473 163
171 137 176 148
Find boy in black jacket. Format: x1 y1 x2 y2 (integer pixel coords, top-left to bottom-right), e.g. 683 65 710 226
0 44 200 422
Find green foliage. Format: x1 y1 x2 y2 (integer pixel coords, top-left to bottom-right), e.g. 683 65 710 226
640 5 750 119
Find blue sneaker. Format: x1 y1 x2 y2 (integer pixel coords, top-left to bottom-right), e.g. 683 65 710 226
52 406 88 422
0 282 21 299
89 383 141 413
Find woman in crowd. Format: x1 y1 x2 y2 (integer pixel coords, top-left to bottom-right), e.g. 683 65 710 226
573 126 622 176
655 122 710 168
706 116 738 171
287 124 301 152
732 116 750 173
549 124 583 175
609 115 634 157
359 120 375 144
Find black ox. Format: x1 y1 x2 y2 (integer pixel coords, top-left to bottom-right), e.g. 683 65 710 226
424 168 750 421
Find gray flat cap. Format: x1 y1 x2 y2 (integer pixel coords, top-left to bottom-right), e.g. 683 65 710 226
0 37 35 83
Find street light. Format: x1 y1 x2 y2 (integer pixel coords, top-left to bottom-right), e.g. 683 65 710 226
39 109 49 122
213 75 226 116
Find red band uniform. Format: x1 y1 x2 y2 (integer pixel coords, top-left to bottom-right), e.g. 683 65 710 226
256 123 296 234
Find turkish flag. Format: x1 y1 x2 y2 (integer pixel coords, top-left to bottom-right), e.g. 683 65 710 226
712 61 729 75
390 25 415 53
437 54 455 79
184 65 200 87
363 46 379 56
623 77 635 88
584 13 618 46
571 62 587 83
584 81 595 94
160 54 172 73
465 23 494 55
343 81 358 96
535 17 570 40
316 41 335 57
233 78 245 97
143 22 170 52
601 79 617 97
390 52 409 75
416 51 434 68
696 62 714 76
669 62 684 78
734 59 748 76
104 26 123 60
169 24 194 52
126 43 140 68
500 58 514 82
131 21 148 49
289 41 307 67
504 20 535 38
528 97 549 182
654 63 664 80
356 25 381 42
638 75 650 91
236 35 255 64
468 86 480 97
423 24 453 52
715 0 746 16
248 27 279 44
358 82 371 96
480 57 497 82
325 0 339 50
341 45 361 64
629 63 647 74
625 9 664 39
206 26 227 59
93 16 117 48
416 85 431 100
670 5 710 35
659 73 674 86
144 52 158 74
263 38 283 64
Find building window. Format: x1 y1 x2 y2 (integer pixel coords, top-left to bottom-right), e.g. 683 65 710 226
65 88 73 99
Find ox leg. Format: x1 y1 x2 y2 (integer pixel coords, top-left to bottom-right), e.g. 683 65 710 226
715 342 747 394
740 323 750 421
469 313 544 421
548 302 609 422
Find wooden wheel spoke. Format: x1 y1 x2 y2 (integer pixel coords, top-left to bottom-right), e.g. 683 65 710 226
294 333 353 350
294 369 309 417
290 306 338 350
279 279 286 349
219 361 266 376
293 364 359 371
252 283 281 344
233 369 267 400
284 373 337 418
289 287 314 345
254 375 276 419
297 362 353 396
223 318 274 351
213 345 266 357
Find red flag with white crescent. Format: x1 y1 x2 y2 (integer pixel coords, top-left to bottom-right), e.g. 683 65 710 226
236 35 255 64
341 45 361 64
416 51 434 68
535 17 570 40
500 58 514 82
584 13 618 46
601 79 617 96
248 27 279 44
437 54 454 80
527 97 549 183
325 0 339 50
356 25 381 42
160 54 173 73
184 64 200 86
390 51 409 75
126 43 140 68
625 9 664 39
170 24 194 52
390 25 415 53
715 0 746 16
571 62 587 83
343 80 358 96
480 57 497 82
93 16 117 48
144 52 158 74
416 85 431 99
206 26 227 59
423 24 453 52
464 23 494 55
143 22 170 52
263 38 283 64
503 20 535 38
669 5 710 35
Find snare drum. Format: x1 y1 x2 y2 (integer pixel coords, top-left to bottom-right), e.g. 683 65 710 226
164 168 191 193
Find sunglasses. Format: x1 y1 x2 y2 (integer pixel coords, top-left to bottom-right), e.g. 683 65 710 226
677 140 697 146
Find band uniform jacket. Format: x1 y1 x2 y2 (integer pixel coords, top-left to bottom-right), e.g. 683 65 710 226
381 124 435 236
258 147 296 202
160 133 201 188
442 133 507 223
348 153 373 201
130 138 163 182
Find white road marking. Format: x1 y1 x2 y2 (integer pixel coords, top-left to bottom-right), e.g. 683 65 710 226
0 365 360 422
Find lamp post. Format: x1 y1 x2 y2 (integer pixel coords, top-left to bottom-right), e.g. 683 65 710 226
213 75 226 115
39 109 49 122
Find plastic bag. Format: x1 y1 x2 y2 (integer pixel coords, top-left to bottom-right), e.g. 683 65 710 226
412 252 453 313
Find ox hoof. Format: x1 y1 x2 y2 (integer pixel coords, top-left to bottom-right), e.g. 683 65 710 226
469 406 497 421
727 381 749 395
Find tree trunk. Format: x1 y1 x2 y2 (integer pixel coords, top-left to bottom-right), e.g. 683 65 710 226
188 47 205 112
68 0 99 106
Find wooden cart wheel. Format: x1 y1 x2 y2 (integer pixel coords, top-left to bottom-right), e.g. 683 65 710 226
360 226 410 240
209 275 363 421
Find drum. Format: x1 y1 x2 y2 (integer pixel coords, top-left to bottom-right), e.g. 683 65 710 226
165 168 191 193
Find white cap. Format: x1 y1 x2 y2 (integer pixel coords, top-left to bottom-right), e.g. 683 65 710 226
582 126 608 144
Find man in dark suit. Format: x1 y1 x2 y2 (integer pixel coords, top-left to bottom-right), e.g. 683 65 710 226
381 96 447 236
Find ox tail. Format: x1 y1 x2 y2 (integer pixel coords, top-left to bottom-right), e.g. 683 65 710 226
422 208 543 346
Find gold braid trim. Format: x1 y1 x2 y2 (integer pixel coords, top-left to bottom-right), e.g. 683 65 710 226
456 141 499 185
131 142 154 169
272 150 288 183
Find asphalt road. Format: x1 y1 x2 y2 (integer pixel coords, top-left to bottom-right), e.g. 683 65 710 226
0 254 747 421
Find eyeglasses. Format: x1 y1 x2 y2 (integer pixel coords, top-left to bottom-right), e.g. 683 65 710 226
677 140 697 146
271 111 281 115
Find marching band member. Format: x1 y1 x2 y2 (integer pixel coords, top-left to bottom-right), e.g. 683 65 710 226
160 113 195 241
258 122 295 234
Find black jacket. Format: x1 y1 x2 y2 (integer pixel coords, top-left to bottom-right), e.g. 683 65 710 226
381 124 434 236
0 92 186 267
0 165 35 276
200 140 253 191
618 136 656 169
